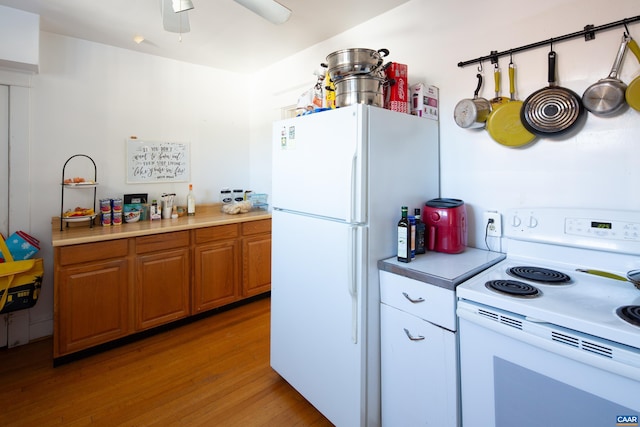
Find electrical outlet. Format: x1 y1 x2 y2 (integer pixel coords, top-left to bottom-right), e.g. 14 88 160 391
484 211 502 237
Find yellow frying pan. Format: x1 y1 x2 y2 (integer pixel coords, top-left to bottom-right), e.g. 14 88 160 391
626 37 640 111
486 62 536 147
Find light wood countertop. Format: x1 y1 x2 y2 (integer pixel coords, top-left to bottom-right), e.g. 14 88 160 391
52 204 271 247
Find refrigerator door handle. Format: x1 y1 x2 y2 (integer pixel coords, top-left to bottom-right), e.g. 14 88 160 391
348 225 358 344
349 154 357 224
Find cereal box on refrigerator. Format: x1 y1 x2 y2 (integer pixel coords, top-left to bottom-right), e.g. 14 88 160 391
385 62 409 113
411 83 439 120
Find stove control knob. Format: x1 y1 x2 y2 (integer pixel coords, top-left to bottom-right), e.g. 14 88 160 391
527 216 538 228
511 215 522 227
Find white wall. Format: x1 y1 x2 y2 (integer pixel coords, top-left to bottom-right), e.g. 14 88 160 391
249 0 640 252
5 33 252 340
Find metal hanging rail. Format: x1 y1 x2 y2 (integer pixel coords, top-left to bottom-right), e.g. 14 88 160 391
458 15 640 68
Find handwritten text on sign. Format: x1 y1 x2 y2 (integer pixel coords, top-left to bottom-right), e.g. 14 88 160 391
126 139 190 183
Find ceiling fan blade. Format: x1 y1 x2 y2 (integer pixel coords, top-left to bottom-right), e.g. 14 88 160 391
162 0 191 33
172 0 194 13
233 0 291 25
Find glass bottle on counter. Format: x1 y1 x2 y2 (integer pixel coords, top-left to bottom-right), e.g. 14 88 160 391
415 208 426 254
409 214 416 259
397 206 411 263
187 184 196 216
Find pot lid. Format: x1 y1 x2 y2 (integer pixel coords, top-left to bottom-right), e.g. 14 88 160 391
425 198 464 208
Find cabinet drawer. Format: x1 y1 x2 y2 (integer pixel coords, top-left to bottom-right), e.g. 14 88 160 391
136 231 189 254
241 219 271 236
195 224 239 244
380 270 456 331
58 239 129 266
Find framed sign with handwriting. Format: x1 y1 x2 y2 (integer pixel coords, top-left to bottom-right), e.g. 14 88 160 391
126 139 190 183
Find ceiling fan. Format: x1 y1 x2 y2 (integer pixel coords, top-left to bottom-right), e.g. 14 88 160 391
233 0 291 25
162 0 193 34
161 0 290 36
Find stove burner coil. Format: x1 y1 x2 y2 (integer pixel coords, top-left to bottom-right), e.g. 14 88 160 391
507 266 571 284
616 305 640 327
485 280 542 298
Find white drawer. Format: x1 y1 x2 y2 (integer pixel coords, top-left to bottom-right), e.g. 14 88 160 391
379 270 456 331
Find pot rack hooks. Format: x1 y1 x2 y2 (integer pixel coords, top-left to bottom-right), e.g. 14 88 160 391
458 15 640 68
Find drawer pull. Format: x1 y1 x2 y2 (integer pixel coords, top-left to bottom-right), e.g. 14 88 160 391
403 328 425 341
402 292 425 303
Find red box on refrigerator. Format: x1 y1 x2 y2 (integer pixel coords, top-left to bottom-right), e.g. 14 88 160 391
385 63 408 113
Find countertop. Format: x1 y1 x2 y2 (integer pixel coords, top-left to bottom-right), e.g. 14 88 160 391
52 205 272 247
378 247 506 291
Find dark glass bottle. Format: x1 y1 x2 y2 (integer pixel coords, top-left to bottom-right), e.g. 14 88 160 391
409 215 416 259
397 206 411 263
415 208 426 254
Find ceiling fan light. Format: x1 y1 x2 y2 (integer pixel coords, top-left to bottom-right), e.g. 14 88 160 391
234 0 291 25
172 0 194 13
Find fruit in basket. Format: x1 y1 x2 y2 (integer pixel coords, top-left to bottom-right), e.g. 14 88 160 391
63 206 95 217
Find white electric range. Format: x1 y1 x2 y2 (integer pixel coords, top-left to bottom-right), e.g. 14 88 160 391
457 208 640 427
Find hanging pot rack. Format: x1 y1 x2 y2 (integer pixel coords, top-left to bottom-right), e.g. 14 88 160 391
458 15 640 68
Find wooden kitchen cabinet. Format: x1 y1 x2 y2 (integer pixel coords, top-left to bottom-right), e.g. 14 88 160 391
192 224 240 313
54 239 130 358
53 210 271 361
135 231 190 331
241 219 271 297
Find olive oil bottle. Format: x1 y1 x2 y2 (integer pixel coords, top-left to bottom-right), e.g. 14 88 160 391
397 206 411 263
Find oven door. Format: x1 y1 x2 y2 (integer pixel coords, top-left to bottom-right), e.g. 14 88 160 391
457 300 640 427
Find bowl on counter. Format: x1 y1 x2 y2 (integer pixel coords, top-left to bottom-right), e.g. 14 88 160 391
124 210 141 223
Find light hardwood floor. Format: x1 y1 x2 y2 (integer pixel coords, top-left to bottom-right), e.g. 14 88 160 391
0 297 333 426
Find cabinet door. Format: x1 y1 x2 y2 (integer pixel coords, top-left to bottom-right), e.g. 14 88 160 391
241 233 271 297
56 259 129 356
381 303 460 427
192 240 239 313
135 248 190 331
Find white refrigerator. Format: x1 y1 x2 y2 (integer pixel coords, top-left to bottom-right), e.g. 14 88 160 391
270 104 439 427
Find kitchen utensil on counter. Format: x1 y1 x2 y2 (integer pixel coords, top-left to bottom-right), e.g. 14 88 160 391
582 34 629 116
521 50 585 136
323 48 389 81
423 198 467 254
575 268 640 290
625 36 640 111
627 269 640 290
161 193 176 219
454 74 491 129
489 64 509 108
486 59 536 147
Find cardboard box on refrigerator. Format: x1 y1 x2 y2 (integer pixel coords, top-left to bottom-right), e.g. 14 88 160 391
385 63 409 113
411 83 439 120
